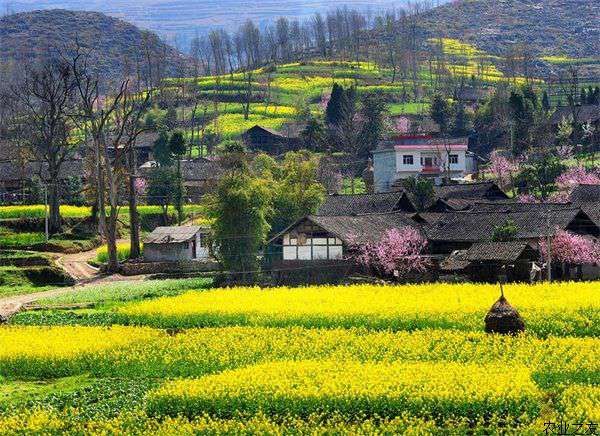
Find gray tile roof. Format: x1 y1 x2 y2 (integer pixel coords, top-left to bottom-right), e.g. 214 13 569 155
550 105 600 125
0 160 84 182
425 208 596 242
317 191 415 216
269 212 421 246
433 182 508 200
308 212 420 245
568 184 600 227
144 226 202 244
464 241 539 262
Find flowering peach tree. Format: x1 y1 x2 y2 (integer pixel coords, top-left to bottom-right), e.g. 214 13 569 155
540 229 600 265
353 227 430 278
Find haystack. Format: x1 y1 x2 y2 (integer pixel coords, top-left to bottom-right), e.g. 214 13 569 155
484 293 525 335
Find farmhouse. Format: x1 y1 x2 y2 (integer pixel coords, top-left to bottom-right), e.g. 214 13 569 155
441 241 540 282
143 226 211 262
550 104 600 127
422 206 599 254
372 135 478 192
242 124 302 155
269 212 420 262
316 191 416 216
569 184 600 227
139 158 224 202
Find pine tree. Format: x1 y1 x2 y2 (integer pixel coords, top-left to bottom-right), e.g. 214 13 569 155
542 91 551 112
153 130 172 167
325 83 346 127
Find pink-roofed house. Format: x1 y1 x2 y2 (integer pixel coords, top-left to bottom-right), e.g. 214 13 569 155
372 135 474 192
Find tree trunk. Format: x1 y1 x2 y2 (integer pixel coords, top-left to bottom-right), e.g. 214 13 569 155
106 207 119 273
128 146 142 260
47 173 62 235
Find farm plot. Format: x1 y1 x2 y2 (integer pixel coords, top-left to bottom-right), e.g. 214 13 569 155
0 281 598 434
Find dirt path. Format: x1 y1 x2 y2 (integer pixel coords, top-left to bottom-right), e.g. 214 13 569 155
55 248 100 281
0 240 142 320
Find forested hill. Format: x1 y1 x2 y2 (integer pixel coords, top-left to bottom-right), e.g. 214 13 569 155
420 0 600 58
0 10 188 81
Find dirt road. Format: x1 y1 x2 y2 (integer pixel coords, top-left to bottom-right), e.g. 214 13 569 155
0 241 143 320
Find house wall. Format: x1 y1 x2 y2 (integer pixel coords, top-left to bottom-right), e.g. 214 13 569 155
373 147 468 192
144 230 211 263
279 221 344 261
373 149 397 193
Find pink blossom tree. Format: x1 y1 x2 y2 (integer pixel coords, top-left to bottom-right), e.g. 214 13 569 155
517 193 539 204
555 166 600 192
540 229 600 265
353 227 430 279
489 151 518 194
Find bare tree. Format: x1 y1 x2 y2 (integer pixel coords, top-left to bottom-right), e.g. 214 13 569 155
10 59 76 234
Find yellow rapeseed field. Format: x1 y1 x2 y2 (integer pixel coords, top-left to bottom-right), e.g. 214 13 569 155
117 282 600 336
0 326 162 378
147 360 542 422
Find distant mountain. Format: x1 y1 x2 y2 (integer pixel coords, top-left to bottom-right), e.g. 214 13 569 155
0 10 188 80
4 0 448 47
420 0 600 58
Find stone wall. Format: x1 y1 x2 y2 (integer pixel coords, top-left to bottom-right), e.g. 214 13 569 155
119 259 220 276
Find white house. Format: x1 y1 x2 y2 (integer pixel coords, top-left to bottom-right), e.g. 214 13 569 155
372 136 473 192
143 226 211 262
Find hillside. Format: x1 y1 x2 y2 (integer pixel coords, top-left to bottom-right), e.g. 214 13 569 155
0 10 188 80
5 0 430 45
420 0 600 59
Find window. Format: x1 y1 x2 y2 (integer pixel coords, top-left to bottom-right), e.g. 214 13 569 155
403 155 414 165
449 154 459 164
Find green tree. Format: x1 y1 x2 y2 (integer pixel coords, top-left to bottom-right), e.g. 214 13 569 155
520 153 565 200
169 131 187 224
401 176 435 212
451 102 472 137
325 83 347 127
208 171 271 283
268 151 326 234
153 130 172 167
147 166 179 225
542 91 551 112
492 219 518 242
300 115 325 151
358 92 388 158
430 94 453 134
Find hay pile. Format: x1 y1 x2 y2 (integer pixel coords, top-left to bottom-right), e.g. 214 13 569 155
485 294 525 335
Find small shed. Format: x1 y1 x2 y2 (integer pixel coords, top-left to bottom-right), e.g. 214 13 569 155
143 226 210 262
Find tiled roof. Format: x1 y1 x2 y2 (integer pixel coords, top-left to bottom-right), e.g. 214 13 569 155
0 160 84 182
433 182 508 200
550 105 600 125
425 208 595 242
464 241 539 262
569 184 600 226
317 191 415 216
269 212 421 246
144 226 203 244
569 184 600 204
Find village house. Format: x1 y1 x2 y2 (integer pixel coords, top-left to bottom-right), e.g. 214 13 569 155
372 135 478 192
143 225 211 263
139 157 224 202
569 184 600 227
420 206 599 255
316 191 416 216
440 241 540 283
242 124 303 155
268 212 420 262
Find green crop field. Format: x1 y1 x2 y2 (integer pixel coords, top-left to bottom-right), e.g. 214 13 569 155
1 280 598 433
